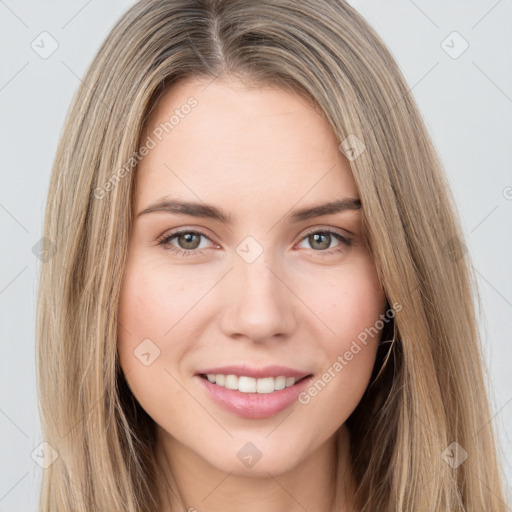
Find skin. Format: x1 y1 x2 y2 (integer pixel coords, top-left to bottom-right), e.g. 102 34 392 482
117 76 387 512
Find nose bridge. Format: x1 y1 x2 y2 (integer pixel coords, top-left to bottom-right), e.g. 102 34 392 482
220 238 296 341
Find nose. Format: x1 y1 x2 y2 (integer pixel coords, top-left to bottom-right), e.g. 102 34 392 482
219 253 297 343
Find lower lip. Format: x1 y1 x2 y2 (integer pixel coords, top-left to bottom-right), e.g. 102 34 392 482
195 375 313 419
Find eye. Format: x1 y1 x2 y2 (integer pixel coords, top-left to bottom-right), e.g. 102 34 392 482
296 228 352 254
156 229 216 257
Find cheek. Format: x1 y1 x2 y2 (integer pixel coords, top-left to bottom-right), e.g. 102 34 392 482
117 257 171 380
116 254 218 406
296 254 386 416
117 256 199 356
311 253 386 351
116 257 201 426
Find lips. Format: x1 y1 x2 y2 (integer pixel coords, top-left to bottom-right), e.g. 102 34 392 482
194 364 314 419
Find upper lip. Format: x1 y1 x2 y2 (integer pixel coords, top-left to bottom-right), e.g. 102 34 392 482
196 364 312 380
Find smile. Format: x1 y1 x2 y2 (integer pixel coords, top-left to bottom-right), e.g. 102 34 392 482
195 367 314 419
199 374 309 393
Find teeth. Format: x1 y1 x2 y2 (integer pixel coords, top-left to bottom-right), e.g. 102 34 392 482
205 374 299 393
285 377 295 387
238 376 256 393
274 376 286 390
256 377 275 393
224 374 238 390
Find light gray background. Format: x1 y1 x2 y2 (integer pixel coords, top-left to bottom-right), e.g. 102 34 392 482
1 1 511 510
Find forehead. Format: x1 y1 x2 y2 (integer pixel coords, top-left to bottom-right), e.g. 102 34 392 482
135 77 358 212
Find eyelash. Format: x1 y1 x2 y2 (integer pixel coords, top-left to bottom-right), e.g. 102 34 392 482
156 228 352 258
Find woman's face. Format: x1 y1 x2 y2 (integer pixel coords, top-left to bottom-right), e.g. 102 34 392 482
117 76 387 476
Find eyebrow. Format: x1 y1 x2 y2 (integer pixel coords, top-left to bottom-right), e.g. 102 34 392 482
136 197 361 224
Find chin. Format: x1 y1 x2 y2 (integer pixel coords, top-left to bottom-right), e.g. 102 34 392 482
203 436 307 477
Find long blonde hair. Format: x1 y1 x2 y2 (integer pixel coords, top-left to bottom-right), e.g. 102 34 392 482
36 0 508 510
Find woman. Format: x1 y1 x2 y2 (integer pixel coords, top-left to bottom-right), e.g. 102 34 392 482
36 0 508 510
